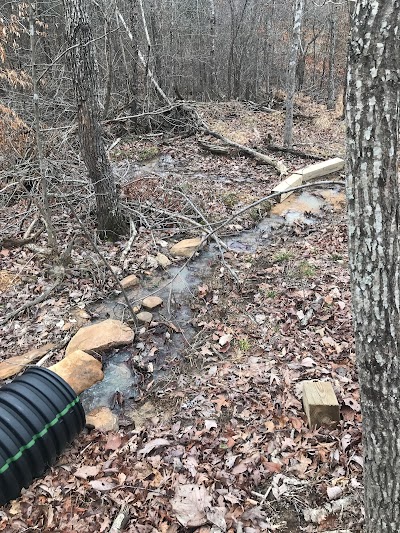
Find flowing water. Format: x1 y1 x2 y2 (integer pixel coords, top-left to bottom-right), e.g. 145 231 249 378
80 173 345 413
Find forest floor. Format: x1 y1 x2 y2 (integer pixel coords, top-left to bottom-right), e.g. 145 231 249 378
0 97 364 532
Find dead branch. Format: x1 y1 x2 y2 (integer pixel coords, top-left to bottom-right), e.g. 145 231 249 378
58 190 138 327
265 143 326 161
1 226 44 249
103 103 182 125
115 8 172 105
198 139 232 155
162 187 240 281
0 267 64 326
127 182 345 308
202 128 288 175
120 219 138 263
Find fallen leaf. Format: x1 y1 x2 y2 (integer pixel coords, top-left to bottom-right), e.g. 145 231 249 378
341 433 352 452
206 506 227 531
327 486 342 500
105 433 122 451
9 500 21 515
204 419 218 431
138 438 171 455
301 357 316 367
343 397 361 411
350 455 364 467
219 334 233 346
263 461 282 474
74 465 101 479
232 461 247 475
90 478 116 492
171 484 211 527
212 395 229 412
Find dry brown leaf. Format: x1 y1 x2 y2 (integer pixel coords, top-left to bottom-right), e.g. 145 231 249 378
105 433 122 451
89 478 117 492
171 484 211 527
138 438 171 455
74 465 101 479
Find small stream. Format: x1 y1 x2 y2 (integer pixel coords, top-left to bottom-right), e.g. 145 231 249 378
80 178 345 414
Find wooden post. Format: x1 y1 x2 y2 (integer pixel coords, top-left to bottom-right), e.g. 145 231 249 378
302 381 340 428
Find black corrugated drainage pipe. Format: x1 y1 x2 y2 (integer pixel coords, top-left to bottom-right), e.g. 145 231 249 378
0 366 86 505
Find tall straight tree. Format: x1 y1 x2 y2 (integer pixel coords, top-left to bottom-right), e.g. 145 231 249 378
346 0 400 531
63 0 126 239
283 0 304 147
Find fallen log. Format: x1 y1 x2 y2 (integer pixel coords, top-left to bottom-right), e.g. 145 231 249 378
198 139 232 156
202 128 288 175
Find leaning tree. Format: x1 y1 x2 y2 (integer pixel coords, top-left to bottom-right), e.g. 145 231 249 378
63 0 127 239
346 0 400 530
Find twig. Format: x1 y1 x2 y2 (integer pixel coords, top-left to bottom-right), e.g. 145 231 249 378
36 350 57 367
57 190 138 326
120 219 138 263
1 226 45 249
163 187 241 282
0 270 64 326
23 214 40 239
251 486 272 505
103 103 182 124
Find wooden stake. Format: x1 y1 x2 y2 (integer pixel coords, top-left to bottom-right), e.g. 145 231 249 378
302 381 340 428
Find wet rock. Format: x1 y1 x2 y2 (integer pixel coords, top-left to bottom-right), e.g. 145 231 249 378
142 296 163 310
137 311 153 324
86 406 119 432
49 350 104 394
170 237 203 257
66 319 134 355
120 274 139 289
156 252 171 268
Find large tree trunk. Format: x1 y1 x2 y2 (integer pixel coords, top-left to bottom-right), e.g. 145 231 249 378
63 0 126 240
346 0 400 531
283 0 304 148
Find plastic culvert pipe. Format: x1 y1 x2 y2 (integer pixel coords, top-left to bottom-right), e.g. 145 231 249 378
0 366 86 505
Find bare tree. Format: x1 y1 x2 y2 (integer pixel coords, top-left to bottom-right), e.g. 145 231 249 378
283 0 304 147
63 0 126 239
326 5 337 110
346 0 400 530
29 0 58 253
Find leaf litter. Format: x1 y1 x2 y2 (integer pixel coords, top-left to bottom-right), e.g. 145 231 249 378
0 100 363 531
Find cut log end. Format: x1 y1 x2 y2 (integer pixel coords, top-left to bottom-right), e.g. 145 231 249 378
302 380 340 428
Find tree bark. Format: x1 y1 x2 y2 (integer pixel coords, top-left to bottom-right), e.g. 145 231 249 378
346 0 400 531
283 0 304 148
63 0 126 240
